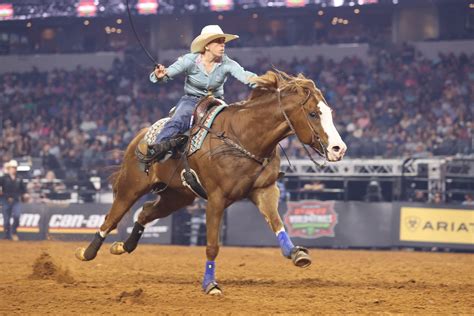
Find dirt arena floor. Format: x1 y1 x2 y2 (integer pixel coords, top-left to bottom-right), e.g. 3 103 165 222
0 241 472 314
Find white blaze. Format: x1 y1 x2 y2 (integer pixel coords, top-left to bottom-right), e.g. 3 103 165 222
317 100 346 160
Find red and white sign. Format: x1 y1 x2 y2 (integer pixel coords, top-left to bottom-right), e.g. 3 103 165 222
284 200 338 239
209 0 233 12
286 0 306 8
77 0 97 17
0 3 14 20
137 0 159 15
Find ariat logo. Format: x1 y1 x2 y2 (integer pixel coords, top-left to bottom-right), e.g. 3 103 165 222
400 207 474 245
405 216 421 232
284 201 338 239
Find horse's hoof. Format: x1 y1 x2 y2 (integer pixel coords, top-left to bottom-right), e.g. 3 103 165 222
75 247 89 261
110 242 127 255
208 288 222 295
204 281 222 295
291 246 312 268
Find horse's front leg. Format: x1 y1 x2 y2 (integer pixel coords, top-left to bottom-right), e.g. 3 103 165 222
202 194 226 295
250 184 311 268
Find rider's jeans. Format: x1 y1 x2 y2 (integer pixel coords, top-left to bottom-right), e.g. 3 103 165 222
154 95 200 144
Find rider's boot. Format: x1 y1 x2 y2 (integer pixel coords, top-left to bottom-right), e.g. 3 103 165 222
137 135 188 164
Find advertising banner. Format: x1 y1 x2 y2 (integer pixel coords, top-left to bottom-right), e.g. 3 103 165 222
398 205 474 248
0 204 46 240
45 203 120 241
225 200 393 248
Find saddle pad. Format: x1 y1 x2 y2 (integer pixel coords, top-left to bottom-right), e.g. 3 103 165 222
144 117 170 145
189 104 227 155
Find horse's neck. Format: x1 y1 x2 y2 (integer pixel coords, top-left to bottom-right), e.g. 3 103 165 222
230 96 291 158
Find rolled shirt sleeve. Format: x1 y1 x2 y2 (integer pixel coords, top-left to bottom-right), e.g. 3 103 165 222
226 58 257 88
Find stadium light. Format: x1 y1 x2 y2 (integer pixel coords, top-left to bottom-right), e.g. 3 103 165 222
77 0 97 17
209 0 234 12
137 0 159 15
358 0 378 4
0 3 14 20
286 0 306 8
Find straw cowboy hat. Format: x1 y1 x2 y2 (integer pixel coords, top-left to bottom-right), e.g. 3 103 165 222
5 159 18 168
190 25 239 53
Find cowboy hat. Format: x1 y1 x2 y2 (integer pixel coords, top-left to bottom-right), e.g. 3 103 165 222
5 160 18 168
190 25 239 53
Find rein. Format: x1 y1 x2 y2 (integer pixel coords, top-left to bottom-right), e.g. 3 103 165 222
199 87 328 169
197 125 273 166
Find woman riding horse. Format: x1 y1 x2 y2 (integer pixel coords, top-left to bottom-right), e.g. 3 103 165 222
141 25 257 162
75 71 347 295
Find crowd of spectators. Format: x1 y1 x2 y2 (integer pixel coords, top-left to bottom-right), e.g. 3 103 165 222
1 45 472 184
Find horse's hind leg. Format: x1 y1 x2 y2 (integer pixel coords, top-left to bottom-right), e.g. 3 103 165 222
250 184 311 268
110 189 195 255
75 169 150 261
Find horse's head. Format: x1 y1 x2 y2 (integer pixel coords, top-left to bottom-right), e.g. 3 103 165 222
251 70 347 162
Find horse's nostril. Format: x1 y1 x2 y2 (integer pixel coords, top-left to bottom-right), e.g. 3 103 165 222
332 146 341 153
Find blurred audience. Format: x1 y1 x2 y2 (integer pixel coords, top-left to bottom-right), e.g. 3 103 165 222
1 45 473 184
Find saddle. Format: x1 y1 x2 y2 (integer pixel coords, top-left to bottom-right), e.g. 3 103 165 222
136 96 222 159
135 96 225 199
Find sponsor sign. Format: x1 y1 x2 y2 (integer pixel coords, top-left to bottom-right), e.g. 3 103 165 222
48 213 117 234
400 207 474 245
284 200 338 239
0 213 41 233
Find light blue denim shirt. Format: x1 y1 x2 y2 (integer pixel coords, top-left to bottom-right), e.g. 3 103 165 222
149 53 257 98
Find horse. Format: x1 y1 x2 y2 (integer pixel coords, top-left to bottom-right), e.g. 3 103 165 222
75 70 347 295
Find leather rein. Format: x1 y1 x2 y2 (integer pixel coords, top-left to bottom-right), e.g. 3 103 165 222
200 87 328 168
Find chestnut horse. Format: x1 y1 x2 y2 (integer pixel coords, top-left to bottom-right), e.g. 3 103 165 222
75 70 347 295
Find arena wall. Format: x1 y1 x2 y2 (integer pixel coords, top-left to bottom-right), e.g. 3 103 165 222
2 201 472 251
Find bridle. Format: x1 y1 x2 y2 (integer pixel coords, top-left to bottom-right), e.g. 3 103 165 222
276 87 328 168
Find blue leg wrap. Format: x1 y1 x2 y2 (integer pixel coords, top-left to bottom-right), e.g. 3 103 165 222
277 231 295 258
202 261 216 290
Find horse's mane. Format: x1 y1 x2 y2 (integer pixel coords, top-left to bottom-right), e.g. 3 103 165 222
248 69 324 101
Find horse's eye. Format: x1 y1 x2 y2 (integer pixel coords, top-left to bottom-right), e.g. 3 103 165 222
309 112 318 118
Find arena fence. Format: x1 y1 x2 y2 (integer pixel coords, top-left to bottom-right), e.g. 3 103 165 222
1 200 472 251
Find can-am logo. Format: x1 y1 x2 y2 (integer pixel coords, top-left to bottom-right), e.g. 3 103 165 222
127 207 168 238
47 213 118 234
49 214 105 229
284 201 338 239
